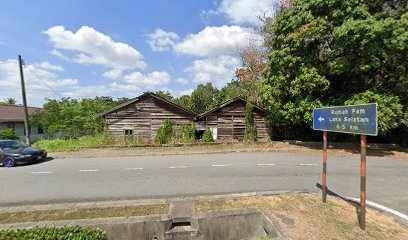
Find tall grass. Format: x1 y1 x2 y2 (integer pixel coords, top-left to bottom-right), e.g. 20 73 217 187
33 134 144 152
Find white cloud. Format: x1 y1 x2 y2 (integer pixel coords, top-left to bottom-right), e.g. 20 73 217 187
146 29 179 52
174 25 262 57
185 55 240 87
34 62 64 71
50 49 69 60
0 59 79 106
44 25 146 75
209 0 273 26
123 71 171 87
175 78 188 85
102 69 123 80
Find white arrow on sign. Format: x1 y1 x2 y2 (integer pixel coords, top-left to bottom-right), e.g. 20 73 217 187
318 116 325 122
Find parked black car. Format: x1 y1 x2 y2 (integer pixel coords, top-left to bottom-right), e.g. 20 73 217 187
0 140 47 167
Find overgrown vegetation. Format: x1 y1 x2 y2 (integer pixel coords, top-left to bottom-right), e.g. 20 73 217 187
155 119 175 144
260 0 408 143
244 102 257 142
155 120 197 144
0 226 107 240
201 128 214 143
33 134 144 152
176 124 197 143
0 128 18 140
30 97 129 138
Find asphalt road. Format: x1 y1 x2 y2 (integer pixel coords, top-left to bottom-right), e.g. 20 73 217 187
0 151 407 214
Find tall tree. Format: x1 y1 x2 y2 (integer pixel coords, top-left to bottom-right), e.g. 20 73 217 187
30 97 124 137
190 83 219 113
235 46 268 103
261 0 408 137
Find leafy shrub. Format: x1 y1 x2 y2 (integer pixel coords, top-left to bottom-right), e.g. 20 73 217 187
0 128 18 140
201 128 214 143
177 124 196 143
244 102 257 142
0 226 108 240
155 119 175 144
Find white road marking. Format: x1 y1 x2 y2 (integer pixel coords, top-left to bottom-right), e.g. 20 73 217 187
212 164 232 167
32 171 52 174
257 163 276 166
345 196 408 221
124 168 144 170
299 164 317 166
169 166 188 169
79 169 98 172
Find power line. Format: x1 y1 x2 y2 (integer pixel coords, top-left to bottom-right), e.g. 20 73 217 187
26 66 64 98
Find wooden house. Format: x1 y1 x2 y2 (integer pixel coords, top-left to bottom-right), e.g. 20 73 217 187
196 98 270 142
97 92 196 142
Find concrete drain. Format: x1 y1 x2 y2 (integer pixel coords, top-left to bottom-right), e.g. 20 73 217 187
0 202 289 240
92 202 288 239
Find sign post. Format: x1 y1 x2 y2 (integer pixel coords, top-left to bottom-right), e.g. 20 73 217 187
313 103 377 230
360 135 367 229
322 131 327 203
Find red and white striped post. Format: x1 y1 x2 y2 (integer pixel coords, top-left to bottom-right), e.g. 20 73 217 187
322 131 328 203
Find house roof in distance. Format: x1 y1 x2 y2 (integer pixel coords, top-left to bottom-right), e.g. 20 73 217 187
199 97 267 117
96 92 197 118
0 105 43 122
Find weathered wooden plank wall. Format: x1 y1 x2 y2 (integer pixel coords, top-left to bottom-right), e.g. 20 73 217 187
202 100 270 141
102 95 194 141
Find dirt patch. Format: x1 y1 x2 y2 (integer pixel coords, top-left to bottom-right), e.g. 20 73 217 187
0 204 168 224
195 193 408 240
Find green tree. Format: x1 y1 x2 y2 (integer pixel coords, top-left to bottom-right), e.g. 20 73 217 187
174 95 193 110
4 98 17 105
261 0 408 138
190 83 219 113
30 97 123 138
155 91 173 100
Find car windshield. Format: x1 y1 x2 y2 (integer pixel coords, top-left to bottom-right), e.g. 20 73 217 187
0 140 28 150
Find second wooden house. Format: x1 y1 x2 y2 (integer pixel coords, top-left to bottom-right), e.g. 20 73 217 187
196 98 270 142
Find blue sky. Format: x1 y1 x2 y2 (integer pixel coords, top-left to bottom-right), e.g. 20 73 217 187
0 0 272 106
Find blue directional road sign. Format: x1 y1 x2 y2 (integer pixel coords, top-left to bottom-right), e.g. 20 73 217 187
313 103 378 136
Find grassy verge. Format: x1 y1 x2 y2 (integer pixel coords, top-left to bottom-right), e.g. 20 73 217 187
0 204 168 224
33 134 275 153
196 193 408 240
32 134 145 152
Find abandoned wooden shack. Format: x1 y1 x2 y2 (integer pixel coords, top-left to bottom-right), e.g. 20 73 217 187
196 98 270 142
97 92 196 142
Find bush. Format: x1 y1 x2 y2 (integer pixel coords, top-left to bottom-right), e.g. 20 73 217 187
177 124 196 143
201 128 214 143
0 128 18 140
0 226 108 240
155 119 175 144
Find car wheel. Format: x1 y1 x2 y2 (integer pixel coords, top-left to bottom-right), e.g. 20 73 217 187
3 157 16 168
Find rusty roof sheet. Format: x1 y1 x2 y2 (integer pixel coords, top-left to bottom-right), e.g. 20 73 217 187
0 105 42 122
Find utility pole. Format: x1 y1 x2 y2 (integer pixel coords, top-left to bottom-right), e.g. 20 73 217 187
18 55 31 146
